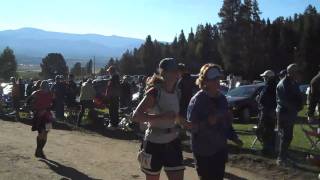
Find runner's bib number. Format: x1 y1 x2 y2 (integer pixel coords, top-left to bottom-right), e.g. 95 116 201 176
45 123 52 131
137 150 152 169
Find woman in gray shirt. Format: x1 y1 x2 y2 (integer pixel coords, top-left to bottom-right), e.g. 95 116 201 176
133 58 185 180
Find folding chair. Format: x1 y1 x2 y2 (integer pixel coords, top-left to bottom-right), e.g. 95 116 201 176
251 125 260 149
251 125 279 150
301 123 320 152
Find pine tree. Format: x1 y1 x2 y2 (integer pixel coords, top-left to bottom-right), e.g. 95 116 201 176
142 35 156 75
252 0 261 22
186 28 197 71
170 36 179 59
0 47 17 80
40 53 68 79
178 30 188 61
218 0 242 75
86 59 93 75
70 62 82 77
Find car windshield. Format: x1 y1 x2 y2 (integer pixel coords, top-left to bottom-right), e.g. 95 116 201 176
227 86 258 97
299 84 309 93
3 84 13 95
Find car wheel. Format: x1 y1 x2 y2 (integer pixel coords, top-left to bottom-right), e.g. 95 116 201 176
240 108 250 123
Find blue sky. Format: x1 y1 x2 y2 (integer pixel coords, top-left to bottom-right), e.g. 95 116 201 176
0 0 319 41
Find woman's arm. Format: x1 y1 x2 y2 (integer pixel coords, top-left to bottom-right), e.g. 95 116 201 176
177 116 192 129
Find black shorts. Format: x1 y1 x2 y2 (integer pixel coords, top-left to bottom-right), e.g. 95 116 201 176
32 116 46 133
141 138 185 175
31 111 52 133
194 150 228 180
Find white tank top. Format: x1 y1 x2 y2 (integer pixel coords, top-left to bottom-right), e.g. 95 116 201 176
145 87 180 144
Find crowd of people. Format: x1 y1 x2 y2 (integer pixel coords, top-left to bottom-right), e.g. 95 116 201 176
0 68 141 160
0 57 319 180
133 58 320 180
255 64 320 169
255 64 304 166
133 59 242 180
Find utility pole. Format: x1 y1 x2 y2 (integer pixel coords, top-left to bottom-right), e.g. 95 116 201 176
93 56 96 77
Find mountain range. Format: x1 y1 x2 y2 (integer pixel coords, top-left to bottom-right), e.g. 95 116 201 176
0 28 144 66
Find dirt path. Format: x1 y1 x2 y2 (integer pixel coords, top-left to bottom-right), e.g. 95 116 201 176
0 119 268 180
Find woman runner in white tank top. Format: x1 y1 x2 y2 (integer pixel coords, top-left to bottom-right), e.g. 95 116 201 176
133 58 185 180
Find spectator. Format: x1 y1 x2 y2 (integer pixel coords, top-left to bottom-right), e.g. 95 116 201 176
105 66 121 130
308 68 320 123
276 64 303 166
278 69 287 80
18 78 25 100
26 78 34 97
11 77 20 121
66 74 78 108
131 79 138 93
51 75 66 121
257 70 277 156
187 64 236 180
227 74 237 90
120 75 132 108
177 63 195 118
78 79 95 126
133 58 185 180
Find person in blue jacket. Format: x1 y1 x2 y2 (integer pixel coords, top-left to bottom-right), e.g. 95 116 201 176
187 63 241 180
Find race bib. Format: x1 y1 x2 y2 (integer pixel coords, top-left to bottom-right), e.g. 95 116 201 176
45 123 52 131
137 150 152 169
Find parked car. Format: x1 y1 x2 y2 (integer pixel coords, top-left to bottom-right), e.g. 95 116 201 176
2 83 12 96
226 83 265 122
299 84 309 104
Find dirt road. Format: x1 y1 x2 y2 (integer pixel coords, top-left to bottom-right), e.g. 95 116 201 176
0 119 273 180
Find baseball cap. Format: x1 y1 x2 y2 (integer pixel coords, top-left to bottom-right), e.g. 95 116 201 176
159 58 179 71
177 63 186 71
206 67 223 80
278 69 287 77
260 70 275 77
287 63 298 75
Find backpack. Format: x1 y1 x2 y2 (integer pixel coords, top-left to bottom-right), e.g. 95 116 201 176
144 83 181 111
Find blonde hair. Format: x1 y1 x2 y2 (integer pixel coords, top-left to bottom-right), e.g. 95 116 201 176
145 73 164 91
196 63 222 89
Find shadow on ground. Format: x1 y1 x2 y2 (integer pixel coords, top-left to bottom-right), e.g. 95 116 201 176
183 158 248 180
82 124 140 141
0 115 139 140
39 159 102 180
